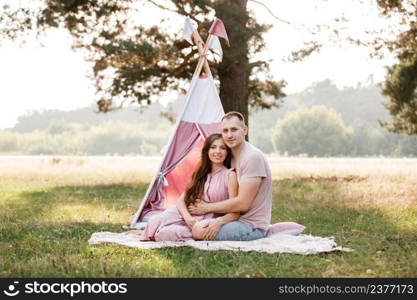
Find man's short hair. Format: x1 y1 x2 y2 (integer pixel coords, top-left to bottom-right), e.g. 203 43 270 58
221 111 246 126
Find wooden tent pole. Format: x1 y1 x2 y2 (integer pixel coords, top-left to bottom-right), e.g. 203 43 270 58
192 34 213 78
192 32 212 77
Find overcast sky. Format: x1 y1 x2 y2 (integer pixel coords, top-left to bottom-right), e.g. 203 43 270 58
0 0 396 129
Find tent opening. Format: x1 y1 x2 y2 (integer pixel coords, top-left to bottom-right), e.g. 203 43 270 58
162 139 204 209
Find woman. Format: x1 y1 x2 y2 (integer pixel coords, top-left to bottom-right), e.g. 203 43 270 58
137 133 239 242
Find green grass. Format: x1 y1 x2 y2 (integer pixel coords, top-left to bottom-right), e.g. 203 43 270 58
1 166 416 277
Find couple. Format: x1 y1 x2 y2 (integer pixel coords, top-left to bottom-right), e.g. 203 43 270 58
132 111 272 242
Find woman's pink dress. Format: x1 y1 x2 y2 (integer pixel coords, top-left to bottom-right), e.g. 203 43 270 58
141 166 233 242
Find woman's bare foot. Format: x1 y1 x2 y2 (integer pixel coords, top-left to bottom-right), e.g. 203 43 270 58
123 230 144 235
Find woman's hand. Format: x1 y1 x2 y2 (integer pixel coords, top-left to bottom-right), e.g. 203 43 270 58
184 215 197 229
202 219 222 240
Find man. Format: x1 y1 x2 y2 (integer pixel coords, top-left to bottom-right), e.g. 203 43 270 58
188 111 272 241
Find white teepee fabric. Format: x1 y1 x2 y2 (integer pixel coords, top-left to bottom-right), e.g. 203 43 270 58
130 75 224 228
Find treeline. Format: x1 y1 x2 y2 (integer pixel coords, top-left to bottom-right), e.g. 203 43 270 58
269 105 417 156
10 100 178 133
1 79 416 156
0 122 170 155
249 80 417 157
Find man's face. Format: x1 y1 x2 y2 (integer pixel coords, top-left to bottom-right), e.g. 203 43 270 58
221 116 247 149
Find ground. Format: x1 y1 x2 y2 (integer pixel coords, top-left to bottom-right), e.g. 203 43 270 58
0 156 416 277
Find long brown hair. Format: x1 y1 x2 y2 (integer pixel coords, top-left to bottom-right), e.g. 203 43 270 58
184 133 231 206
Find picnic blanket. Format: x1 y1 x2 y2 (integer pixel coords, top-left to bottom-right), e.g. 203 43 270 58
88 231 353 255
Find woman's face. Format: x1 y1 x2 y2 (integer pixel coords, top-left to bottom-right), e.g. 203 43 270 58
208 138 228 165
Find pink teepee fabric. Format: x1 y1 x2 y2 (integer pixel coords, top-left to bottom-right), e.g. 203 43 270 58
208 18 229 46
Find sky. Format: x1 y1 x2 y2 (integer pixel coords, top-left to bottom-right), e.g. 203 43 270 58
0 0 396 129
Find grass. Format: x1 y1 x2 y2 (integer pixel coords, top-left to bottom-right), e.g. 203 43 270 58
0 156 416 277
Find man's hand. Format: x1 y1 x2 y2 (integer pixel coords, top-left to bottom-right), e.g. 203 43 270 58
202 219 222 240
188 199 210 216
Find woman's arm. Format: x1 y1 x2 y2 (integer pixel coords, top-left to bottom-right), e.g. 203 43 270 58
176 192 197 228
228 170 238 198
200 170 240 240
218 170 239 223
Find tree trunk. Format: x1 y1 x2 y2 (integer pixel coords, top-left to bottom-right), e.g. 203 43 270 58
215 0 250 127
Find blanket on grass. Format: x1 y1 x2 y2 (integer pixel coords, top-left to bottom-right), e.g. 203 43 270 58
88 232 353 255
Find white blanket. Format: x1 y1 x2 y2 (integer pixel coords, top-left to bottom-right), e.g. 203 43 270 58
88 232 353 255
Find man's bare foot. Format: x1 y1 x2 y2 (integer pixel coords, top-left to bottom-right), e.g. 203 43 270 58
123 230 144 235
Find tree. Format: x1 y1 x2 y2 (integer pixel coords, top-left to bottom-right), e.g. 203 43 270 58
367 1 417 135
287 0 417 135
271 105 353 157
0 0 286 124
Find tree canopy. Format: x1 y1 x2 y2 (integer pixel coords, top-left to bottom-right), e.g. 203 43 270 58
375 0 417 135
0 0 286 124
4 1 417 134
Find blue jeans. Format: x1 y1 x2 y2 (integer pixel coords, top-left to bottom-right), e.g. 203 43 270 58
214 221 266 241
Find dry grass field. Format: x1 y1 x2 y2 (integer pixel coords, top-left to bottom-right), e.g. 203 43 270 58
0 155 416 277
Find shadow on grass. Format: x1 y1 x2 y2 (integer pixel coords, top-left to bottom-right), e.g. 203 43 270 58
1 183 149 222
1 180 416 277
1 183 145 271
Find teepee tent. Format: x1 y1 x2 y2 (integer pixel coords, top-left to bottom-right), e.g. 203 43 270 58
130 18 229 228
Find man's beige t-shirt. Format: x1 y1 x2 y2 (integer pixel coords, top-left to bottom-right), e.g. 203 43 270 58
232 141 272 230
